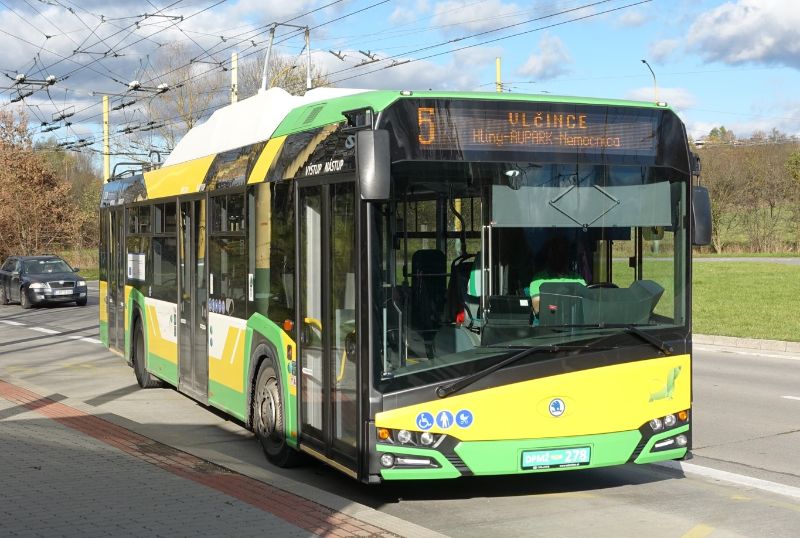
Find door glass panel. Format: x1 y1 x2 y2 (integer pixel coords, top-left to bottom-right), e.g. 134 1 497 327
194 199 208 395
299 186 324 434
330 183 357 453
179 202 192 386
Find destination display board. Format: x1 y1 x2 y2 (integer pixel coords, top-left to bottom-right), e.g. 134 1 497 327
414 103 658 155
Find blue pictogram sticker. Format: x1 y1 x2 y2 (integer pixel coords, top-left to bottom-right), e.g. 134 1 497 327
416 412 434 431
455 409 474 428
549 398 565 417
436 410 454 429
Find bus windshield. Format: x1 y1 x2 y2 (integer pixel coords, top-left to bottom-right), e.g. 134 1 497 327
372 161 688 386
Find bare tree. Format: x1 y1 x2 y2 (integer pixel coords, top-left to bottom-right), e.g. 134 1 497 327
237 53 329 98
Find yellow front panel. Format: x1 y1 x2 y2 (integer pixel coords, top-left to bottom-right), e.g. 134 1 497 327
208 313 247 392
376 355 690 441
143 154 216 199
247 136 286 184
99 280 108 323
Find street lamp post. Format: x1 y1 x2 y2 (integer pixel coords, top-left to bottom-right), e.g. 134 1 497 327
641 59 659 103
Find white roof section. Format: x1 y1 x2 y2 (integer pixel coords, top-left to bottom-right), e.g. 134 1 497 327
163 87 369 167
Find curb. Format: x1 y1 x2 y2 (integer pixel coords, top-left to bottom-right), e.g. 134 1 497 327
694 334 800 353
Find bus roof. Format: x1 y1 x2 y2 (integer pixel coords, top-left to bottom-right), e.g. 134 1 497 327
164 88 672 167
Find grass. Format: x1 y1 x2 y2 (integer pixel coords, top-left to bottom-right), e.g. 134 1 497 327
693 262 800 342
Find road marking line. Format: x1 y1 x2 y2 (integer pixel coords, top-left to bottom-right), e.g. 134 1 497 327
681 523 714 538
657 460 800 500
30 327 60 335
0 320 25 326
782 396 800 401
694 345 800 361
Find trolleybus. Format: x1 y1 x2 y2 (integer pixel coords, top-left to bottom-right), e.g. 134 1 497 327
99 87 712 482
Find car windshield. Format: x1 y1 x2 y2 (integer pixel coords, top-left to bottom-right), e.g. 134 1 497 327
24 259 73 274
371 161 688 387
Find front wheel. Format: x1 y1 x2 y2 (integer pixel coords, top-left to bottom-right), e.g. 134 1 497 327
20 289 32 309
132 320 162 389
253 358 301 467
76 297 87 306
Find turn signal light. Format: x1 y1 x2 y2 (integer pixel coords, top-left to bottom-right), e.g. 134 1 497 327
678 410 688 421
377 428 390 441
283 319 294 332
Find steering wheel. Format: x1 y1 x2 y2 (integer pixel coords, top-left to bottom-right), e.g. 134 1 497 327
587 282 619 289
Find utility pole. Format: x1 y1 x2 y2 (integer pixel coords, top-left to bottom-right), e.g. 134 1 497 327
103 95 110 182
495 57 502 93
231 52 238 103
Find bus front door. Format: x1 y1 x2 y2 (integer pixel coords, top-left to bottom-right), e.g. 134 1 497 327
297 180 359 476
108 207 125 353
178 199 209 402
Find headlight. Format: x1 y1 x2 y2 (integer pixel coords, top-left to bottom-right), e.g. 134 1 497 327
77 280 86 287
664 414 677 427
419 432 435 446
396 430 412 444
649 418 663 431
29 283 47 290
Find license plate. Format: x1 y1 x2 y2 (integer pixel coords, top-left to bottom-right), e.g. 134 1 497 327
53 289 73 296
521 446 591 470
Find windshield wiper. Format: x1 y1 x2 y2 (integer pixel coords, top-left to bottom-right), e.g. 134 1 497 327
435 344 564 398
551 323 673 356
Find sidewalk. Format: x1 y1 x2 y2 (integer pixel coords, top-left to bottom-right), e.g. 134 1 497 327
694 334 800 354
0 379 397 538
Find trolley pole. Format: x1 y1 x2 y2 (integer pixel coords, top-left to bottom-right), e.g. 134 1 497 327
103 95 110 182
495 57 502 93
231 52 238 103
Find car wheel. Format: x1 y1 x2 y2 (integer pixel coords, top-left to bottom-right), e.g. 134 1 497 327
0 287 8 305
76 297 87 306
132 319 163 389
253 357 301 467
20 288 32 309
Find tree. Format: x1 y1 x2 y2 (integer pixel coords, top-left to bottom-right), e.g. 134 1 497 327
0 109 86 259
237 53 329 99
707 126 736 145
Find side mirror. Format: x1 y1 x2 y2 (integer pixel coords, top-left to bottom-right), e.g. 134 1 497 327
692 186 712 246
73 267 81 272
11 271 19 278
356 129 390 201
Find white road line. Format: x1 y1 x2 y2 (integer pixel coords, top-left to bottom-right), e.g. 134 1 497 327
656 460 800 500
782 396 800 401
0 320 25 326
30 327 60 335
694 345 800 361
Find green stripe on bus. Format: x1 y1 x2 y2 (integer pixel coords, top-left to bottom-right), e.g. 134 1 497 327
99 321 108 347
454 430 642 475
147 352 178 386
208 380 247 422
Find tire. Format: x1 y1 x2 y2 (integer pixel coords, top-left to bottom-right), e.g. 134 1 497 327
132 319 162 389
252 357 301 467
20 288 32 309
0 287 8 305
76 297 87 306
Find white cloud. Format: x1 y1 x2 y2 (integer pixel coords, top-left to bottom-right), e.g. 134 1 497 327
687 0 800 68
432 0 521 33
617 10 647 27
516 33 572 81
625 87 696 110
648 39 679 63
390 0 431 25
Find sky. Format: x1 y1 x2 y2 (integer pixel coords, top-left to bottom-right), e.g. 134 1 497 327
1 0 799 154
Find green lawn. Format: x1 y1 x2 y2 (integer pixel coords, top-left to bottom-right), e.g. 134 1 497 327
693 262 800 342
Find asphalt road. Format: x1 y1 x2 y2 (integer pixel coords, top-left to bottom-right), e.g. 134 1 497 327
1 287 798 537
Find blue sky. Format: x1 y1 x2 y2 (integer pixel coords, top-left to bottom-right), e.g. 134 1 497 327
1 0 798 146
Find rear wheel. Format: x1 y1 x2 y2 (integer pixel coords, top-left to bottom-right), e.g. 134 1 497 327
132 320 162 388
0 287 8 305
253 357 301 467
20 289 32 309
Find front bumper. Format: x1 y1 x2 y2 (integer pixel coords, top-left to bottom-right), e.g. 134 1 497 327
28 288 87 304
375 424 690 480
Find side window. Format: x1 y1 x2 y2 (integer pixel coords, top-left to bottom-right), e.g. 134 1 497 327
152 202 178 301
1 259 15 272
209 193 247 318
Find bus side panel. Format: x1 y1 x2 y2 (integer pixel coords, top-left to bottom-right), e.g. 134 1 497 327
99 280 108 347
143 297 179 385
245 313 298 448
207 312 248 421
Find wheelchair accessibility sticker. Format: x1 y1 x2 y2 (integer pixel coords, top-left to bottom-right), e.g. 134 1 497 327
416 412 434 430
